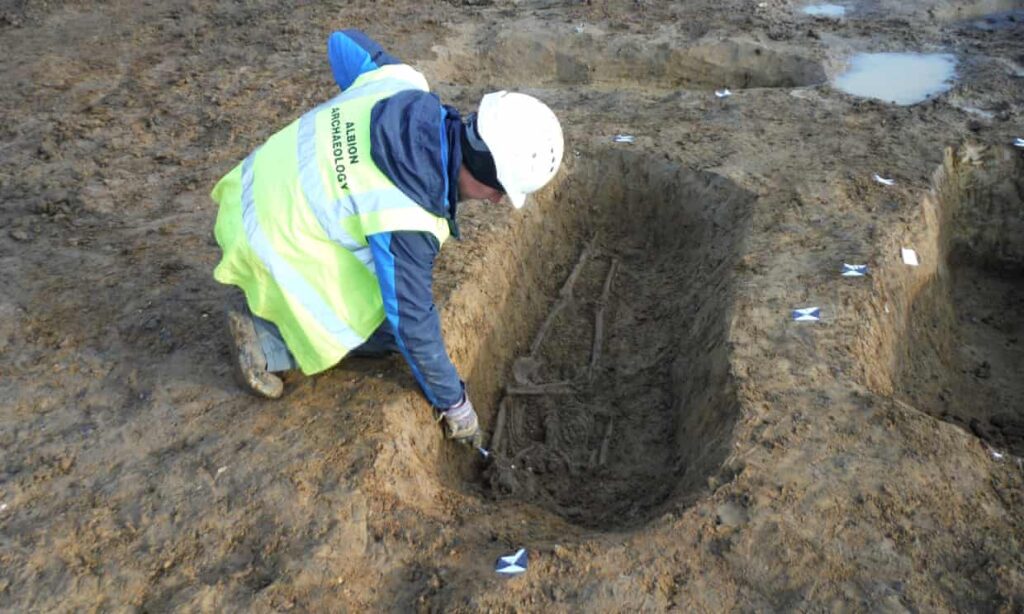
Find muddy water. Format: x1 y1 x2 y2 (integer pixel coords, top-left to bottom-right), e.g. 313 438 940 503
803 4 847 18
834 52 957 105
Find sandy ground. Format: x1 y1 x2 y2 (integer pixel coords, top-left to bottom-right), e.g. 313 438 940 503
1 0 1023 611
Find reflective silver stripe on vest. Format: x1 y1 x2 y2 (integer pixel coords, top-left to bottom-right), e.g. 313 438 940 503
296 107 371 271
296 77 426 271
241 151 367 351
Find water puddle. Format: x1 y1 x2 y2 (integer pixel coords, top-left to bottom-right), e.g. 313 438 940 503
834 53 957 105
803 4 846 18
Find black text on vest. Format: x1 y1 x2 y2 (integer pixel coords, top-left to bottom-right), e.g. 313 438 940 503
329 107 361 191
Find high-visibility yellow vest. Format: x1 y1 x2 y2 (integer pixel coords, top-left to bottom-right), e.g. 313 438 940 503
211 64 451 375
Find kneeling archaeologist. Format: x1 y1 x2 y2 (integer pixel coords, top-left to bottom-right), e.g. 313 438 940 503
210 30 564 445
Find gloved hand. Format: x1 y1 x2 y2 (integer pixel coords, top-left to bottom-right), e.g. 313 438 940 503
440 394 481 447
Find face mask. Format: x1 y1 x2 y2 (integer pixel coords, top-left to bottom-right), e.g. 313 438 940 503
460 113 504 191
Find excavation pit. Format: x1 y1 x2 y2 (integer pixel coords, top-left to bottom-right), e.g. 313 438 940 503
427 22 826 91
863 146 1024 455
932 0 1024 22
447 150 756 530
965 8 1024 30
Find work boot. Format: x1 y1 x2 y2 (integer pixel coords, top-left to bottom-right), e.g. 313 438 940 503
225 296 284 399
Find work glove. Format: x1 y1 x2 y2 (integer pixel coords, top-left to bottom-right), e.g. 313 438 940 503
440 394 482 447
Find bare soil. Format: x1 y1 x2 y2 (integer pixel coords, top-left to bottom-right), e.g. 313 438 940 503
1 0 1023 611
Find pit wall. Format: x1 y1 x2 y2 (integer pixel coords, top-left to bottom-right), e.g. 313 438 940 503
947 148 1024 271
854 144 1024 397
373 149 753 520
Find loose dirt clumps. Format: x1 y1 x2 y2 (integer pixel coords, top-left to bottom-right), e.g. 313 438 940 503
478 151 752 528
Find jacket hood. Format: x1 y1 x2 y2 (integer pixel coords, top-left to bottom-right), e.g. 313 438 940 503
369 90 463 237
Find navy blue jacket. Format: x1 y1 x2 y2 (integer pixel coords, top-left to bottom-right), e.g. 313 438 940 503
328 30 464 409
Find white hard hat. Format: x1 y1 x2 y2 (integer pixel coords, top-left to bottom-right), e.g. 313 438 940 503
475 91 564 208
